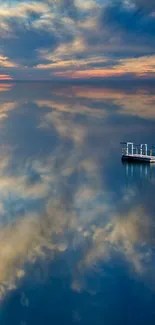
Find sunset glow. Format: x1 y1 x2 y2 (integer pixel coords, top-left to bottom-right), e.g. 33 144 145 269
0 0 154 80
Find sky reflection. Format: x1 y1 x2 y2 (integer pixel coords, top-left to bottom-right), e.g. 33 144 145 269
0 82 155 324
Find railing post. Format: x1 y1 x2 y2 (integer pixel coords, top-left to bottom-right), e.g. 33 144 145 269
131 143 133 155
126 143 129 155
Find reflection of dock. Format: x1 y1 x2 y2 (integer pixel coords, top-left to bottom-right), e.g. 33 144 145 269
120 142 155 163
122 160 155 183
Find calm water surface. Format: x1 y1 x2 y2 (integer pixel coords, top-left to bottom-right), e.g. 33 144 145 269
0 82 155 324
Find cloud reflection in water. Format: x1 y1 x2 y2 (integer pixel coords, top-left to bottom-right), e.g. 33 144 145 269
0 83 154 302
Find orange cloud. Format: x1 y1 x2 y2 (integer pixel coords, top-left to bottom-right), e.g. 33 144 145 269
0 74 13 80
53 85 155 120
36 57 107 70
0 83 13 92
0 56 18 68
51 55 155 79
54 69 125 79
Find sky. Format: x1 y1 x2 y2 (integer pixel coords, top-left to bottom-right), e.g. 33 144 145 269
0 0 155 81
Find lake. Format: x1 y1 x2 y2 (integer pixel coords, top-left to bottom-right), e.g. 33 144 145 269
0 81 155 325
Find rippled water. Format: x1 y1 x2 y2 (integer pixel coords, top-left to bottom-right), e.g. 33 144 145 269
0 82 155 325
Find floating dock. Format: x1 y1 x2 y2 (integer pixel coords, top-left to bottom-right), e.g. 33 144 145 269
122 154 155 163
120 142 155 163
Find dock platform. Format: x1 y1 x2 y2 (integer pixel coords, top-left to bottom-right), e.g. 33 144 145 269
122 154 155 163
120 142 155 163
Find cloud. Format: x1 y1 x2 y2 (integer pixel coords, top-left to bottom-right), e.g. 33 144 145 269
0 101 19 120
0 0 153 79
0 1 58 68
33 0 155 79
101 0 155 49
133 0 155 12
1 26 57 67
0 74 12 80
0 150 154 301
77 208 152 275
36 56 109 72
0 125 102 299
40 110 87 145
35 99 107 118
58 84 155 120
0 2 49 20
39 35 88 61
75 0 99 11
42 54 153 80
0 83 13 92
0 55 17 68
34 82 155 121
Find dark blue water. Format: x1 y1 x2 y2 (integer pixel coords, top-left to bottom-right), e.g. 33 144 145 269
0 82 155 325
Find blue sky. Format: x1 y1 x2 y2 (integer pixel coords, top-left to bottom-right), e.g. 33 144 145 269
0 0 155 80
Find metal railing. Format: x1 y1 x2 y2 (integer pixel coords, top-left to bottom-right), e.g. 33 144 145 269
120 142 155 156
